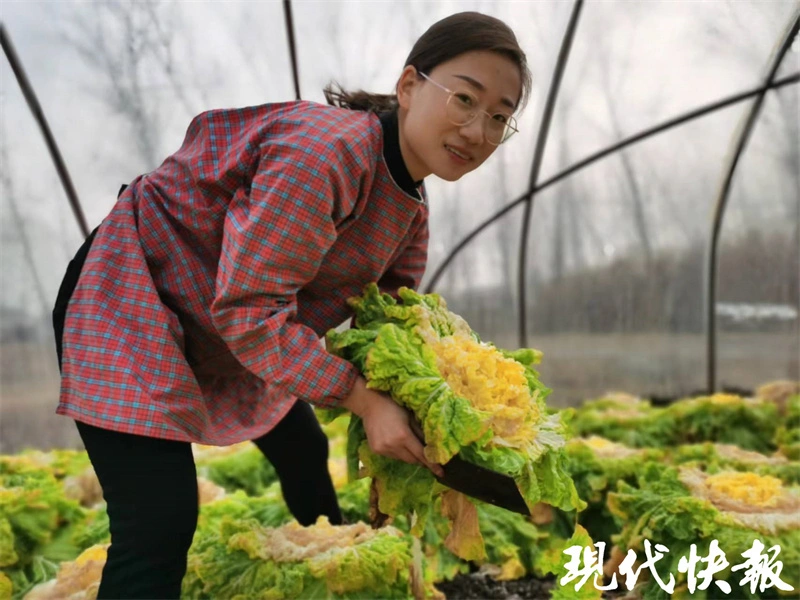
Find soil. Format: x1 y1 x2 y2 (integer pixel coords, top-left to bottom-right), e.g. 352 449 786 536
434 572 629 600
435 572 556 600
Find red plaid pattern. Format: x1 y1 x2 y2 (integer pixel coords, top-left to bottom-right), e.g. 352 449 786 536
58 101 429 445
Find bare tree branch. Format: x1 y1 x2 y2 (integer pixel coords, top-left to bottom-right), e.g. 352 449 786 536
58 0 205 169
0 120 50 316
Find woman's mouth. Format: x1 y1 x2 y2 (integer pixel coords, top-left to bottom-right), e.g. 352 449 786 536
445 144 470 163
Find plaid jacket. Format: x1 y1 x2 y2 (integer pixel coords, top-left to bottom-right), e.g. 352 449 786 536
57 101 429 445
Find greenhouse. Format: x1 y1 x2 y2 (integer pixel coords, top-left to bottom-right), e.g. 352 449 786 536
1 1 798 598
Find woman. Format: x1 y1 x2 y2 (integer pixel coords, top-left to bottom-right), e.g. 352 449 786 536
53 10 531 599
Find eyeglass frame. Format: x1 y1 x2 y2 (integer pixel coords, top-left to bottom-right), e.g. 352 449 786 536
417 71 520 145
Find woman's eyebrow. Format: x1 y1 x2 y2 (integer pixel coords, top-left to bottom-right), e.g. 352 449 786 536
452 74 516 111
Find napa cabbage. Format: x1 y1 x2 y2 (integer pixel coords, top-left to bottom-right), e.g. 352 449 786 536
607 464 800 599
325 284 583 558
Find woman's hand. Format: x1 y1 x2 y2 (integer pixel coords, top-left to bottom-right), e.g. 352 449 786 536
341 377 444 477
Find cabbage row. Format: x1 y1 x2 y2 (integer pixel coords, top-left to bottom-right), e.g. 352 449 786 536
0 285 797 599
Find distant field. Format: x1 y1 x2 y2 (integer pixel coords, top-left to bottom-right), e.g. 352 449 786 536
1 332 796 453
526 331 798 407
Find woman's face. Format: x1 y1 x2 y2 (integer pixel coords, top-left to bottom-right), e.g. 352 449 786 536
396 50 522 182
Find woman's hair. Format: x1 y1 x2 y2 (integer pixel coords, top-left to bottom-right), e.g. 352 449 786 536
324 11 532 114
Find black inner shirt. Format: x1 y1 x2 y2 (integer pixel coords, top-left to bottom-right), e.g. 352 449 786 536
379 110 424 200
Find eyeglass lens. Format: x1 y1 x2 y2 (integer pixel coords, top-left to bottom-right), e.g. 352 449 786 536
446 93 515 144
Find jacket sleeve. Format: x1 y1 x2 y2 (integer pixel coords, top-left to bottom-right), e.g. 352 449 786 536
210 136 360 407
377 210 429 295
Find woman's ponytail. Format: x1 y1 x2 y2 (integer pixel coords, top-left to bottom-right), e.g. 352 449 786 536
323 12 531 114
323 82 398 113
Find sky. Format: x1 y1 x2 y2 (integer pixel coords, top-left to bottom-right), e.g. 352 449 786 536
1 0 798 311
0 0 797 437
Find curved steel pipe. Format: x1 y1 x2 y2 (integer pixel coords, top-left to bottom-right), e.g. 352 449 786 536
517 0 584 347
705 5 800 392
283 0 302 101
1 22 89 239
423 72 800 295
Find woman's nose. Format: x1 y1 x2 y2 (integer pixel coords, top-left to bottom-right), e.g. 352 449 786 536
458 116 486 145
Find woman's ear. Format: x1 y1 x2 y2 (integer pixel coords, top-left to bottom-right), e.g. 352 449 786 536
396 65 420 110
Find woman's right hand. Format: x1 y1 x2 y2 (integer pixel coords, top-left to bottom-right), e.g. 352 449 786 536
341 376 444 477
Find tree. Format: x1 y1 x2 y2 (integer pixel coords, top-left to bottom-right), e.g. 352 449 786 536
59 0 199 171
0 119 49 320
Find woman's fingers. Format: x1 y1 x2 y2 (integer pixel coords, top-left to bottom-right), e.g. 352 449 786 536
405 437 444 478
366 422 443 477
358 388 443 477
387 445 443 479
383 433 444 478
389 446 419 466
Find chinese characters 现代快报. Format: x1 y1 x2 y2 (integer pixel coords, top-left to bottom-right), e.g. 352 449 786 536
560 538 795 594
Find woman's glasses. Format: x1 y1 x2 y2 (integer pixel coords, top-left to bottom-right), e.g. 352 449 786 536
419 72 519 145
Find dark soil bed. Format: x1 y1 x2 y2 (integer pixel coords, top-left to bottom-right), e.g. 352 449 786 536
434 572 629 599
435 573 556 600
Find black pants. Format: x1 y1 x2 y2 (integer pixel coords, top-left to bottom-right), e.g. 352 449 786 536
54 201 342 599
75 403 341 599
